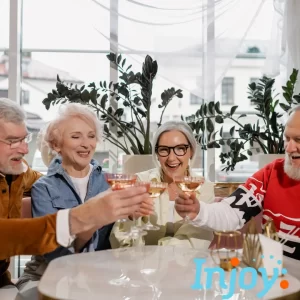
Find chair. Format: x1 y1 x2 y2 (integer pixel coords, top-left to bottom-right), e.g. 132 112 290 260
15 197 32 278
214 182 242 198
21 197 32 218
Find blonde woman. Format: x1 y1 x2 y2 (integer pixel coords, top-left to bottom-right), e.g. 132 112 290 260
17 103 111 299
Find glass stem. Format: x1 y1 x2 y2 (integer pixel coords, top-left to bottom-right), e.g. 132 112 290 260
146 215 152 225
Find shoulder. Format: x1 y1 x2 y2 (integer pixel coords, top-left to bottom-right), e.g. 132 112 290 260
32 174 59 190
253 158 284 179
242 158 284 192
22 160 43 182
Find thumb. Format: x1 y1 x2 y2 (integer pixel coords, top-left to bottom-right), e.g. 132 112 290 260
190 192 198 200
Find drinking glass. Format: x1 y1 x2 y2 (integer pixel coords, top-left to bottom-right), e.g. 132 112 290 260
104 173 137 235
173 176 205 224
210 230 242 271
141 182 168 231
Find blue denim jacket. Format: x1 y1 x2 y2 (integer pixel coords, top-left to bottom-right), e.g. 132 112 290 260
31 156 112 262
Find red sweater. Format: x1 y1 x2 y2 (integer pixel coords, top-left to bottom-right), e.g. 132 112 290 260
233 159 300 259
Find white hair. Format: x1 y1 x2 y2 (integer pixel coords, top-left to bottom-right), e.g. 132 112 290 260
0 98 26 124
152 120 197 168
284 105 300 180
38 103 103 166
287 104 300 116
284 153 300 180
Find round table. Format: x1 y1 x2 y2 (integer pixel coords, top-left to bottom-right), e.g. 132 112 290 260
38 246 300 300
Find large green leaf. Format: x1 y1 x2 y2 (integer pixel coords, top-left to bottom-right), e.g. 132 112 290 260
206 118 214 132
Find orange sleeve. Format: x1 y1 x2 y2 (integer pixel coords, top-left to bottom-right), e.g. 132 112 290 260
0 213 59 260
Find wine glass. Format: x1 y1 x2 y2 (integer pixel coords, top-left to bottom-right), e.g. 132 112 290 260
173 176 205 224
104 173 137 226
126 181 150 239
105 173 137 191
141 182 168 231
104 173 148 240
210 230 242 271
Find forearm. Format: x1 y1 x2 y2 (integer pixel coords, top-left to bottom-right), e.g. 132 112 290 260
0 214 58 260
193 201 243 231
74 226 99 252
69 202 103 236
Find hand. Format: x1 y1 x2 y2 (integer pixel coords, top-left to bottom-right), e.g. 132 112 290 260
70 186 149 235
134 197 154 218
174 191 200 221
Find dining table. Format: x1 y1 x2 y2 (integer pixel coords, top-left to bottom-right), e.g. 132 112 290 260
38 245 300 300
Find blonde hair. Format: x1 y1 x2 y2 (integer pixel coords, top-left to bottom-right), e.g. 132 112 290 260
38 103 103 166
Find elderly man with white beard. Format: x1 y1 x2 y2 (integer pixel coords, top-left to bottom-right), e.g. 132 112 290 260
175 105 300 261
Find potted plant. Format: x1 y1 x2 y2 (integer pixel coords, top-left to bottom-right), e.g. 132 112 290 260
42 53 183 173
183 69 300 172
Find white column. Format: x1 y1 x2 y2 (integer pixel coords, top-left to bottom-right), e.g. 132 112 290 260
8 0 22 104
8 0 22 279
108 0 119 172
204 0 216 182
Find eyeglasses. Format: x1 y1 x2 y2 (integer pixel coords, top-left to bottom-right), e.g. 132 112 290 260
0 133 33 149
155 144 190 157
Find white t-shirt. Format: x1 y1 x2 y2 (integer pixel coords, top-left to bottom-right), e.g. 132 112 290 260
69 164 93 203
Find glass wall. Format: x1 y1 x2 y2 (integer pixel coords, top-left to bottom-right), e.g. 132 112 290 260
0 0 9 49
5 0 283 276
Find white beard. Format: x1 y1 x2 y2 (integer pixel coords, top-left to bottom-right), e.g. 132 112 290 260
284 154 300 180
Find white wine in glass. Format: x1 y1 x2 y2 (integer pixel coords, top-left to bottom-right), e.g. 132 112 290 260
142 182 168 231
106 176 137 191
174 176 205 224
176 181 203 193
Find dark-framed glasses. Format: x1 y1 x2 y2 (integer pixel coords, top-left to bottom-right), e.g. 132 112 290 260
0 132 33 149
155 144 190 157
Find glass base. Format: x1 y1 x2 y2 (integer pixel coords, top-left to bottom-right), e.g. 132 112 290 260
128 227 147 239
142 223 160 231
179 219 196 225
178 215 196 225
109 274 130 286
116 218 128 223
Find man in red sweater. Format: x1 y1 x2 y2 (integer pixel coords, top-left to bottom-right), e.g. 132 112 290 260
175 105 300 261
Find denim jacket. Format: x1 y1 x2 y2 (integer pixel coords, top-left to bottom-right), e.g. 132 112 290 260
31 156 112 261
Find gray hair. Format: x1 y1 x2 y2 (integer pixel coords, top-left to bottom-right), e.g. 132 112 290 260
152 120 197 167
288 104 300 116
0 98 26 124
38 103 103 166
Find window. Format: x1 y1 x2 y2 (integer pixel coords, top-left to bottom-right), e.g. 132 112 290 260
0 89 30 105
190 94 202 105
249 77 259 105
221 132 231 154
0 89 8 98
221 77 234 105
21 90 30 105
250 77 259 84
0 0 9 48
